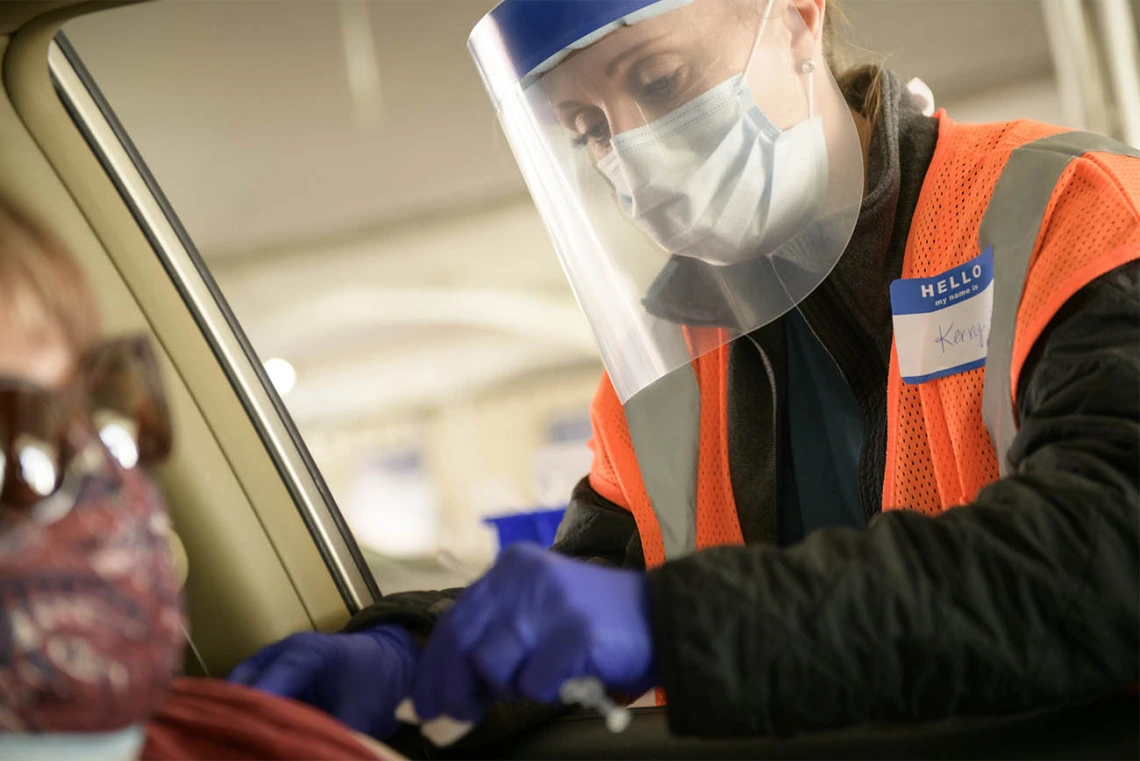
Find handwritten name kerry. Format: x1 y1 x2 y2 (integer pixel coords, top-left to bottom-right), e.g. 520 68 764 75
935 320 989 354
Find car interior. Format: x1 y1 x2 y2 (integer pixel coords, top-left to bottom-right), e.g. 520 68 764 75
0 1 1136 758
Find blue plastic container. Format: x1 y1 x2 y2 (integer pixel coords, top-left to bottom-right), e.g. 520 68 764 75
484 507 567 554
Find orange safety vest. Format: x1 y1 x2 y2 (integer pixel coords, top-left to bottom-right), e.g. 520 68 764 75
587 114 1140 570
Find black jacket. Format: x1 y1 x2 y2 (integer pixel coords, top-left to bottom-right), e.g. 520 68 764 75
347 74 1140 738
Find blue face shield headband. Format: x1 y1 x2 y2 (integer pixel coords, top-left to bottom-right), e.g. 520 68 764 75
469 0 694 103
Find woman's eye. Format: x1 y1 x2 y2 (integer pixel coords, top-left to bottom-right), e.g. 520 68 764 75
641 72 680 100
628 56 688 106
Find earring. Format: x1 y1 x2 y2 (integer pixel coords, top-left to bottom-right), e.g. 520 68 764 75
797 59 816 117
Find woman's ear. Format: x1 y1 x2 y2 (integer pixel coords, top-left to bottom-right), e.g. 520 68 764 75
789 0 827 40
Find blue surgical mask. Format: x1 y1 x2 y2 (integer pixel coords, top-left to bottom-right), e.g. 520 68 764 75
598 75 829 265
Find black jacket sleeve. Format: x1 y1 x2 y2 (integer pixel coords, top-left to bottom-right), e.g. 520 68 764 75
553 478 646 569
648 262 1140 737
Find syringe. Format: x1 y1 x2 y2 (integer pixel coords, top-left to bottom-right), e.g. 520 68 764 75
559 676 632 733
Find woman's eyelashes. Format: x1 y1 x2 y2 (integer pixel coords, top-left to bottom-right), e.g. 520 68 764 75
570 108 611 149
635 70 684 104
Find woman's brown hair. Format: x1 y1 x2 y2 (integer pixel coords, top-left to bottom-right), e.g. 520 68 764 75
0 196 101 356
823 0 885 131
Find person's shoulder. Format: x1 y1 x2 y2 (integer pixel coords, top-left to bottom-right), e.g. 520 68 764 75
937 115 1139 208
1016 125 1140 219
938 115 1066 159
952 117 1137 167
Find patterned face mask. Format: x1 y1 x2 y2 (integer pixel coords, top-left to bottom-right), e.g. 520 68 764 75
0 335 182 733
0 457 184 733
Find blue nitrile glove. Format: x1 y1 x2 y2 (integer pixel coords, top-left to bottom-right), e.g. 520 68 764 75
229 626 419 740
405 543 656 741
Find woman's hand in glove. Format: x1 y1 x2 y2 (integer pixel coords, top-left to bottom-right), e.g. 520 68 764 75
404 543 656 744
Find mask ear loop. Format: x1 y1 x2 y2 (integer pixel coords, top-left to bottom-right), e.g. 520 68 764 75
743 0 777 76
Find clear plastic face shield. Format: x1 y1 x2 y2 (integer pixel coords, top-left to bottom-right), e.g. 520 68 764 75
470 0 863 403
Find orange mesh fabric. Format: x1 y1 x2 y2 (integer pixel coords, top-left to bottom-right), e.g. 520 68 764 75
588 374 667 567
586 387 627 509
694 342 745 550
884 116 1042 513
884 114 1140 514
587 347 743 568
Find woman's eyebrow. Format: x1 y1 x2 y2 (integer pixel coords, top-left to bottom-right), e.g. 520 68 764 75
605 36 667 77
555 100 586 119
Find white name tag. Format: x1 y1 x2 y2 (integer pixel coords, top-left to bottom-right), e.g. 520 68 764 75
890 247 994 384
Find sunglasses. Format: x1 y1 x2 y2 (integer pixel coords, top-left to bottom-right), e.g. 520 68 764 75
0 334 172 510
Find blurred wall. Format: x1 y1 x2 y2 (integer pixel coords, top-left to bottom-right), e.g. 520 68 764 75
304 365 600 585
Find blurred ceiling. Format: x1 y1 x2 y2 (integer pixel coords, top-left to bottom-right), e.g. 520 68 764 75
67 0 1054 257
69 0 512 257
62 0 1058 427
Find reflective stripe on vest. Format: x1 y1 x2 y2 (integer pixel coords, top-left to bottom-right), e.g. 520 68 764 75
980 132 1140 475
623 365 701 560
600 339 741 567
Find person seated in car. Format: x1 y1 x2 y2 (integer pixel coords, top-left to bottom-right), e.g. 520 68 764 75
0 194 401 761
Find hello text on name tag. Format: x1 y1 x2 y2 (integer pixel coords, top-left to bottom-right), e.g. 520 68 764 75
889 247 995 384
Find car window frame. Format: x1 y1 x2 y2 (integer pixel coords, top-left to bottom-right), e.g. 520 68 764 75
48 31 381 612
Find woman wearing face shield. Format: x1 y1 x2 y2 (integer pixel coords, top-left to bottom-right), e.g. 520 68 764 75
234 0 1139 746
